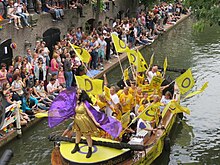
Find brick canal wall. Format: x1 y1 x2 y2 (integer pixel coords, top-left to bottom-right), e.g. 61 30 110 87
0 0 139 58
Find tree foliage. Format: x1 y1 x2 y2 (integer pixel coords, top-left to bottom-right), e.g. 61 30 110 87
184 0 220 29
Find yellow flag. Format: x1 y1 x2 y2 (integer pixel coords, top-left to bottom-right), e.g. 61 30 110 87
149 53 154 68
75 75 103 95
104 86 111 101
70 43 91 63
184 82 208 99
162 101 171 118
127 49 137 64
138 102 160 121
169 101 190 115
123 68 129 81
86 79 103 95
88 93 97 105
175 68 195 94
149 76 164 90
111 34 129 53
163 57 168 76
136 50 148 72
127 49 148 72
121 111 130 128
75 76 85 90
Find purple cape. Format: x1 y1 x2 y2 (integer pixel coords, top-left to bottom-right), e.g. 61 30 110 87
48 87 122 138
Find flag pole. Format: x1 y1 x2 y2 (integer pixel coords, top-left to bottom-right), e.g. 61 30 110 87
116 52 128 86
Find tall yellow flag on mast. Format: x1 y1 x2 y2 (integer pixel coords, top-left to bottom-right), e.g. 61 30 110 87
184 82 208 99
163 57 168 77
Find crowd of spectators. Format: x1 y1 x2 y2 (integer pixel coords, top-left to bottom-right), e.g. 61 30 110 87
0 1 188 131
3 0 90 29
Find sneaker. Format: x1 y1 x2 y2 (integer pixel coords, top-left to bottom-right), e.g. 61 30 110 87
26 24 32 28
19 25 23 29
107 60 112 63
15 25 19 30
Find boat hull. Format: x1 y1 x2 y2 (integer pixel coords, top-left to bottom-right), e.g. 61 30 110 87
59 137 132 165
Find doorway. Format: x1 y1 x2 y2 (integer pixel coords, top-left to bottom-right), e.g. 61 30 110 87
0 39 13 67
43 28 61 59
85 19 95 34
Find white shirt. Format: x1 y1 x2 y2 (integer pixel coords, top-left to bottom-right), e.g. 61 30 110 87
47 82 57 94
14 3 23 13
98 38 107 52
110 93 119 105
160 95 171 113
160 95 171 105
147 71 157 83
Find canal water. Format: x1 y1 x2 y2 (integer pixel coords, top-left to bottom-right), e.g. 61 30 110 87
0 17 220 164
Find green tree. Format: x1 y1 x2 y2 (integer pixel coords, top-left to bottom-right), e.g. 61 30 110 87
93 0 102 28
184 0 220 31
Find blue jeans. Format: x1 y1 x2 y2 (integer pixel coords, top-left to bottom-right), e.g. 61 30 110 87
16 13 29 26
91 51 98 69
65 71 73 88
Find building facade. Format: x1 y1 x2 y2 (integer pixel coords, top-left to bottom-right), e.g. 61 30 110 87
0 0 139 66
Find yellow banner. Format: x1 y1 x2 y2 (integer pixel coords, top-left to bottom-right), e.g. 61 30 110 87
121 111 130 128
70 44 91 63
111 34 129 53
104 86 111 101
141 84 154 94
184 82 208 99
176 68 195 94
149 76 164 90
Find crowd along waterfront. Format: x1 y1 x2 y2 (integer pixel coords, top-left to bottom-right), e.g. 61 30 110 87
0 17 220 164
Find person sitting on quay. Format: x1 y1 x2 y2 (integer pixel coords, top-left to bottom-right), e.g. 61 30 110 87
0 63 8 88
21 88 45 118
14 0 31 27
43 0 64 21
7 0 23 30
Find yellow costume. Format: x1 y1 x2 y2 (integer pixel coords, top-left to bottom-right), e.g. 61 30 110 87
73 103 97 134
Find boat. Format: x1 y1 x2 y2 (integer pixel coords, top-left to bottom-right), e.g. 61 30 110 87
49 77 184 165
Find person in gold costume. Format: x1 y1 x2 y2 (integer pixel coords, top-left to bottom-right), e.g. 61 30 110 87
71 89 100 158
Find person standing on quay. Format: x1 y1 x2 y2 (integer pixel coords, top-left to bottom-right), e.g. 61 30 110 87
64 53 73 88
